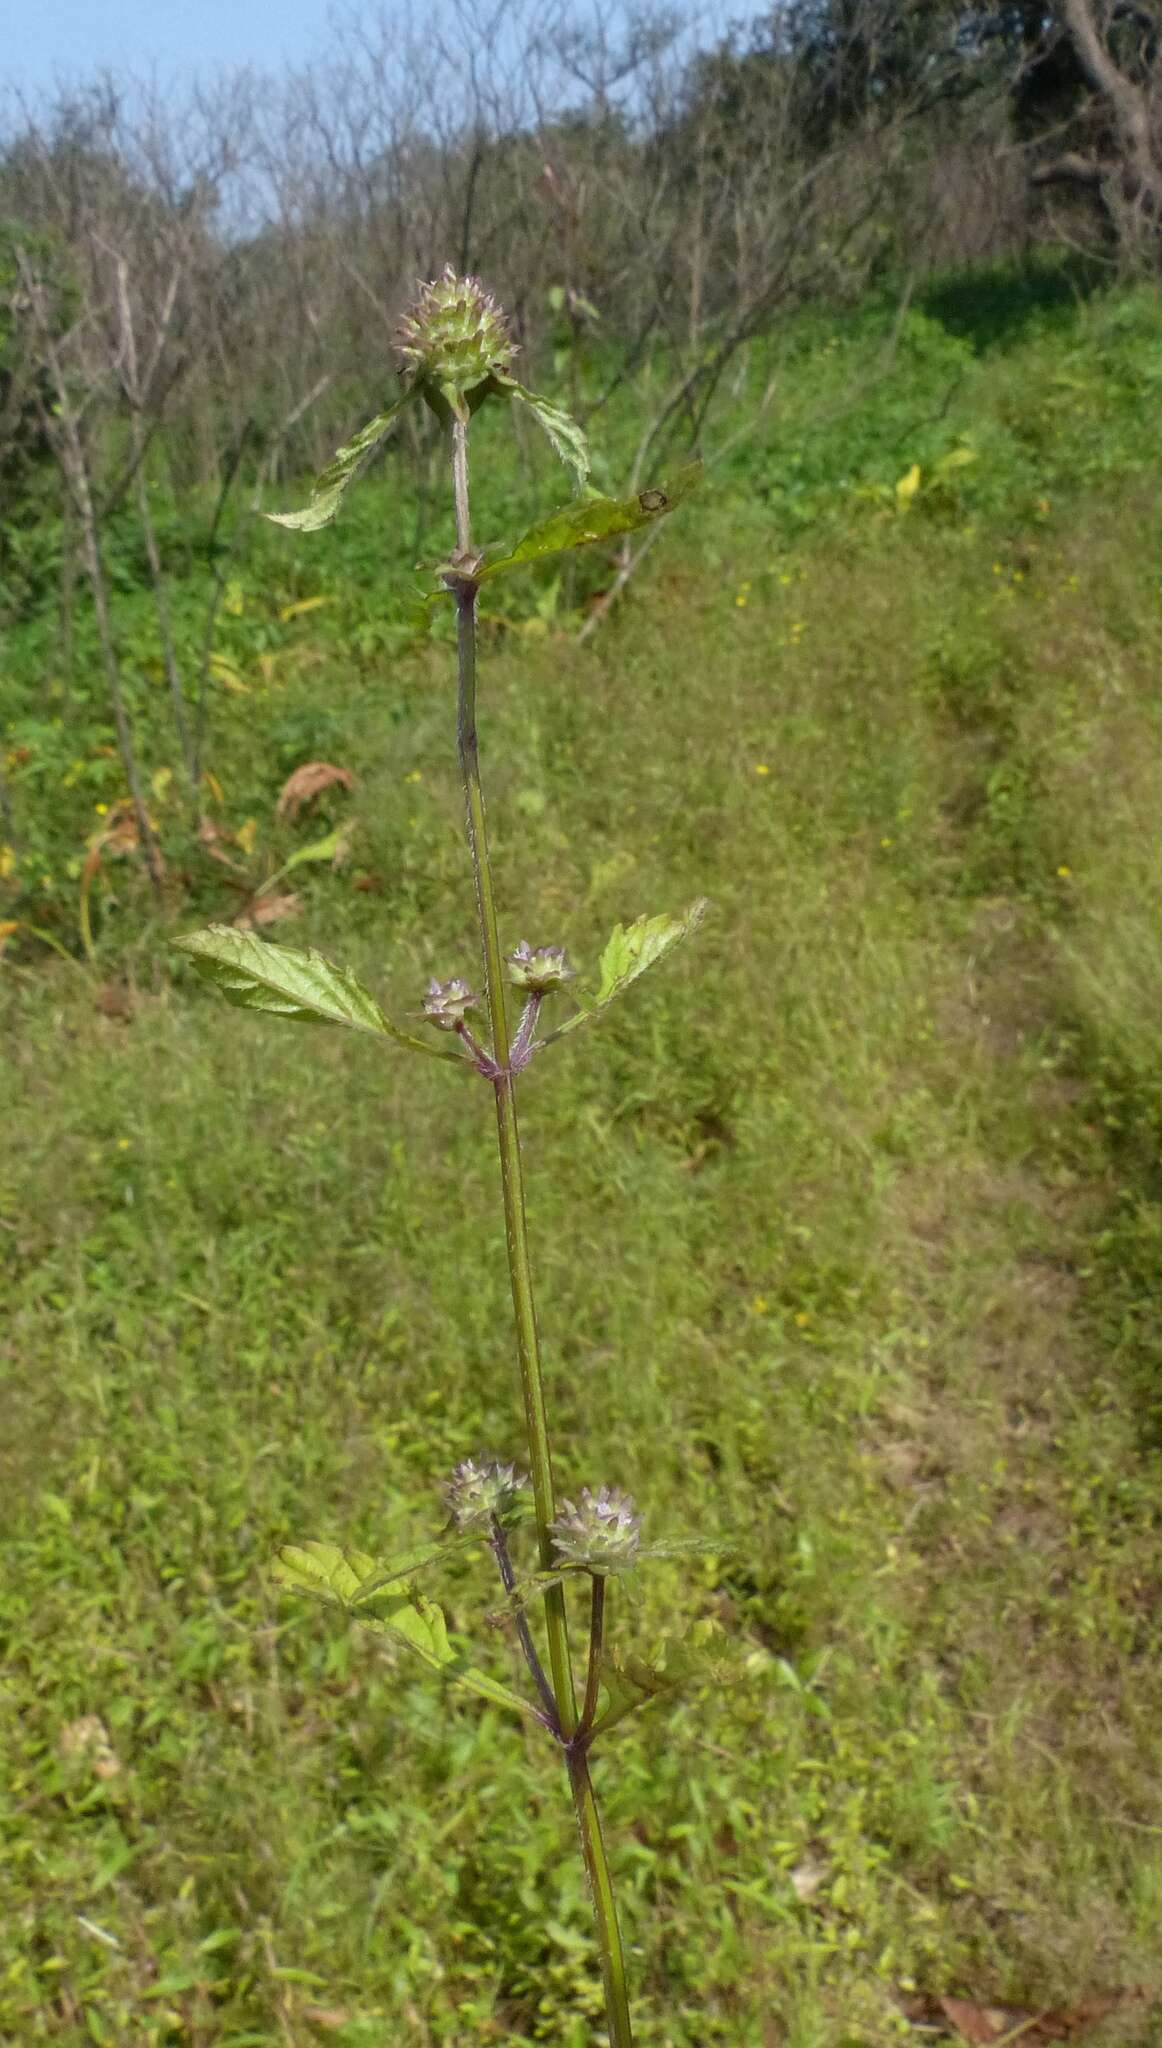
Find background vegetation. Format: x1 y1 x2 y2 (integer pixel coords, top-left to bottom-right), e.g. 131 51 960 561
5 4 1162 2044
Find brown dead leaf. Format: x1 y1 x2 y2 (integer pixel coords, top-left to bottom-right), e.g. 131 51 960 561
941 1997 1029 2043
197 816 246 871
276 761 357 820
95 983 134 1022
233 891 302 930
303 2009 352 2032
902 1989 1143 2045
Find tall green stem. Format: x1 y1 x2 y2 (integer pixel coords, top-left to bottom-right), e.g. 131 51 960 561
451 418 634 2048
569 1749 634 2047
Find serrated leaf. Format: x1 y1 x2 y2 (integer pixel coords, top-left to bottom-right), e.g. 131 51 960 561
542 898 708 1045
477 464 701 587
271 1542 381 1605
172 924 466 1065
592 1617 738 1737
267 391 416 531
495 377 590 486
271 1539 459 1608
272 1547 539 1720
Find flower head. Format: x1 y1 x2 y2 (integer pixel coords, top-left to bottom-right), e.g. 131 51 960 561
445 1457 528 1531
505 941 577 996
422 975 477 1031
395 268 517 417
550 1485 643 1576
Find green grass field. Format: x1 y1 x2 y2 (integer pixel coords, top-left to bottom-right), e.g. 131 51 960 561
5 261 1162 2044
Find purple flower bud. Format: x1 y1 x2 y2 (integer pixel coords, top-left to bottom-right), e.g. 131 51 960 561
506 941 576 996
422 976 477 1030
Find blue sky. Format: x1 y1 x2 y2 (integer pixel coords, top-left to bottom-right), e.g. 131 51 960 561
11 0 337 94
11 0 739 98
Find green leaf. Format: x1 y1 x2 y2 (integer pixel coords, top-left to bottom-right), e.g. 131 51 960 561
172 925 466 1065
278 826 348 875
272 1546 539 1719
542 898 709 1045
405 584 453 638
494 376 590 486
592 1618 745 1737
477 463 702 587
362 1595 542 1720
267 390 416 531
271 1540 457 1608
254 826 352 900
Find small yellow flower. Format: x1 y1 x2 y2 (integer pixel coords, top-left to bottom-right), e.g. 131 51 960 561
778 571 793 586
794 1310 812 1328
94 802 108 816
754 763 771 776
116 1138 131 1150
880 836 893 849
405 769 423 784
750 1295 769 1315
1057 864 1072 879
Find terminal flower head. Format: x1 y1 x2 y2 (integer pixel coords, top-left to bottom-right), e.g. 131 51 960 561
445 1457 528 1531
422 975 477 1030
505 941 577 996
550 1485 643 1575
395 268 518 421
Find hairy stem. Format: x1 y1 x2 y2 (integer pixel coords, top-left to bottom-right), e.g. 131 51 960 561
452 417 634 2047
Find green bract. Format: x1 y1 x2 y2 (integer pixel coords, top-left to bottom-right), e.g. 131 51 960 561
266 394 416 532
267 271 592 530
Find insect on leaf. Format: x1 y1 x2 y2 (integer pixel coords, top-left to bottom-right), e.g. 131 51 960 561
477 464 702 586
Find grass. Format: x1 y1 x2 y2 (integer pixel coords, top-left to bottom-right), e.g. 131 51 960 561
4 256 1162 2043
